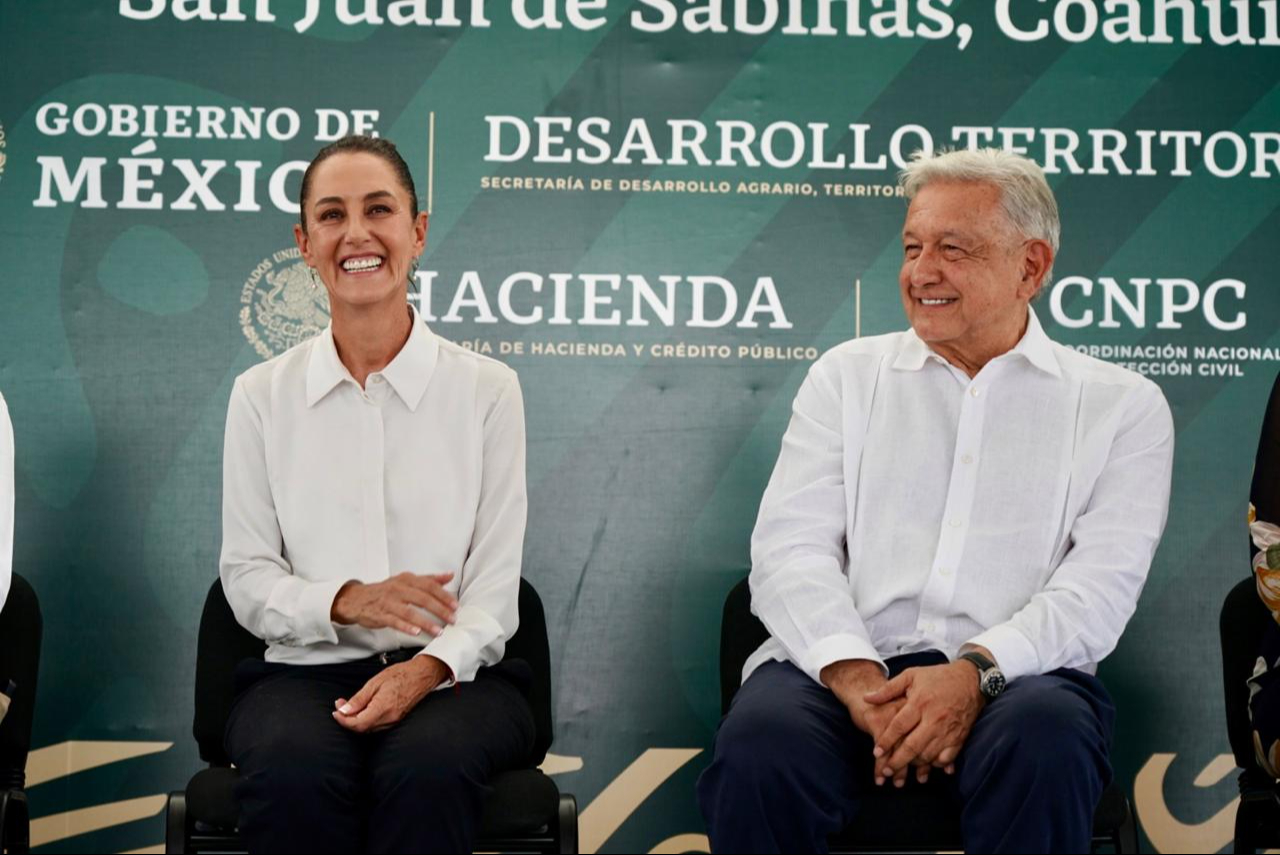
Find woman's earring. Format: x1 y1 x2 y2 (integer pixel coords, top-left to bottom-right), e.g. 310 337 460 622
308 267 319 290
408 257 420 287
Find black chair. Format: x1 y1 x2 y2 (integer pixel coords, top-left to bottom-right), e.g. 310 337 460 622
165 578 578 854
1221 369 1280 854
1221 576 1280 854
0 574 42 855
718 577 1139 853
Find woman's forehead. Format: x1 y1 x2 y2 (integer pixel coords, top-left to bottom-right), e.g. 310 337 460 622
310 152 404 198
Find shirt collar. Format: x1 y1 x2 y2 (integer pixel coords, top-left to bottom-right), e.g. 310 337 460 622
891 327 934 372
1009 306 1062 378
305 304 439 410
891 306 1061 378
381 305 438 411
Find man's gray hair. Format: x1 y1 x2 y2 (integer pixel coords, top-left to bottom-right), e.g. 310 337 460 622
899 147 1061 288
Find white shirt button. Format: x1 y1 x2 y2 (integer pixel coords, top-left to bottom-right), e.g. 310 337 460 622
371 376 384 384
969 386 982 398
950 518 964 528
938 566 952 577
922 621 935 632
961 454 974 465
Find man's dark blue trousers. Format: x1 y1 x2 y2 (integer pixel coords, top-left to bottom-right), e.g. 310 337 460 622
697 651 1114 854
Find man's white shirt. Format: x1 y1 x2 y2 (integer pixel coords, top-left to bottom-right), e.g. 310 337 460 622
220 307 527 685
746 308 1174 686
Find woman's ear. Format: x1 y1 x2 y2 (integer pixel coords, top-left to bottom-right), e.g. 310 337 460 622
413 211 429 257
294 221 313 266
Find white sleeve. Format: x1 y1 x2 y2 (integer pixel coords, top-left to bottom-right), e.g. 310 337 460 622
965 381 1175 680
419 371 527 685
749 358 884 685
219 377 346 646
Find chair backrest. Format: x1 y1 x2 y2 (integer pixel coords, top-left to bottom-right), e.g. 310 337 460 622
192 580 266 764
506 579 554 764
192 578 554 766
719 577 770 716
0 573 41 786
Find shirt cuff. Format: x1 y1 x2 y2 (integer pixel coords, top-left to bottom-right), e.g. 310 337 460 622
964 624 1040 682
295 577 350 647
420 627 475 687
802 633 888 685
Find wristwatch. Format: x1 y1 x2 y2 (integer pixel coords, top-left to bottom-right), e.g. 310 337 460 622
958 651 1006 700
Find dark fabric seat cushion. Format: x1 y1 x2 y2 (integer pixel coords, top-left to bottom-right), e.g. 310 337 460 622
479 769 561 837
1091 782 1132 834
186 767 239 831
185 765 558 838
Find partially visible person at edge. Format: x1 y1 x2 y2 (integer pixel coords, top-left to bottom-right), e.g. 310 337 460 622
220 135 533 854
0 390 11 613
1246 371 1280 776
698 147 1175 854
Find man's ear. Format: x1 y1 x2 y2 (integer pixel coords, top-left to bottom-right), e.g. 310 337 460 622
1019 239 1053 300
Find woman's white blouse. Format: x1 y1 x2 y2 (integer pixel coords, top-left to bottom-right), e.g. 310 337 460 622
220 307 527 684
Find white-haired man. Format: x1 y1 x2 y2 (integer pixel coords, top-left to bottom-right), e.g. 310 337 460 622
697 148 1174 853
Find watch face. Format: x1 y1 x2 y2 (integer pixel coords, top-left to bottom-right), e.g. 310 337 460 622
982 670 1007 698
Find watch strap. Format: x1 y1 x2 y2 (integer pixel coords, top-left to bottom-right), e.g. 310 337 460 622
959 651 995 673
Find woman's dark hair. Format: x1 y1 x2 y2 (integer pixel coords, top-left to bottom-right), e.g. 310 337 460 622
298 135 419 232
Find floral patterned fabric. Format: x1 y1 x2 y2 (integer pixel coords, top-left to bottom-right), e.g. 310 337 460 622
1247 503 1280 776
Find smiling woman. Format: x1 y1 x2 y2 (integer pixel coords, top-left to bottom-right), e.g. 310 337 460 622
294 136 426 345
218 136 535 854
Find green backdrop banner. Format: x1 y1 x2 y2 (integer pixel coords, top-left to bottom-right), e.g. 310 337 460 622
2 1 1278 851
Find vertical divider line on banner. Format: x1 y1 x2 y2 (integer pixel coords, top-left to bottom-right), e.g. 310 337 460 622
855 278 862 339
428 111 435 216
